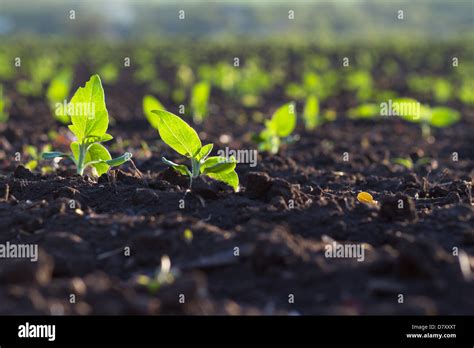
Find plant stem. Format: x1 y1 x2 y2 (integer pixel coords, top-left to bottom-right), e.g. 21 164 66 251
76 143 86 175
421 123 431 139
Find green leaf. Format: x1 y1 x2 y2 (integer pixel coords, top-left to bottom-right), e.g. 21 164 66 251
68 75 109 143
191 81 211 123
143 95 166 130
201 156 236 174
429 107 460 128
303 95 319 129
152 110 202 157
25 160 38 171
268 102 296 137
101 134 114 142
195 143 213 162
47 68 72 105
207 170 239 191
393 157 413 169
348 103 379 119
41 151 70 160
392 98 425 123
84 143 112 176
162 157 191 176
105 152 133 167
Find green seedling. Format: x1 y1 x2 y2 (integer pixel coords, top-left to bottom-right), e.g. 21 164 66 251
392 157 432 170
42 74 132 176
254 102 296 154
191 81 211 123
24 144 54 173
0 84 9 123
152 109 239 191
303 95 320 130
47 68 73 124
345 70 373 101
136 255 175 294
143 94 166 130
395 98 460 138
98 63 119 84
348 103 380 119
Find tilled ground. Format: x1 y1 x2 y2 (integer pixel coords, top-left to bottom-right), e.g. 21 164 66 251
0 70 473 315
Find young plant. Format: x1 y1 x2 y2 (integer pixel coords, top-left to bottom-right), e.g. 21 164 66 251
392 157 432 170
303 95 320 130
255 102 296 154
24 144 53 173
348 103 380 120
191 81 211 123
143 94 166 130
151 109 239 191
47 68 73 124
396 98 460 138
42 74 132 176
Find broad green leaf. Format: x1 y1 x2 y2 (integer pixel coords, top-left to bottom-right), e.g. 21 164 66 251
268 102 296 137
162 157 191 176
201 156 236 174
207 170 239 191
303 95 319 129
143 95 166 130
191 81 211 123
68 75 109 143
85 143 112 176
429 107 460 128
195 144 213 162
152 110 201 157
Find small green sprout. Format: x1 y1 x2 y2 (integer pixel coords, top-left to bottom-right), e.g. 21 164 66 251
136 255 175 294
255 102 297 154
0 84 9 123
303 95 320 130
152 109 239 191
143 94 166 130
98 63 119 84
191 81 211 123
348 103 380 119
24 144 53 173
47 68 73 124
392 157 432 170
396 98 460 138
183 228 193 243
42 74 132 176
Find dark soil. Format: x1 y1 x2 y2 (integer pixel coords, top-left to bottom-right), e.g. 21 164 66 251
0 60 473 315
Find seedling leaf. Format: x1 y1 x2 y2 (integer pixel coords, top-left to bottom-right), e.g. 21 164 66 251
152 110 201 157
429 107 460 128
303 95 319 129
268 102 296 137
162 157 191 176
143 95 166 130
201 156 236 174
68 74 108 143
207 170 239 191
